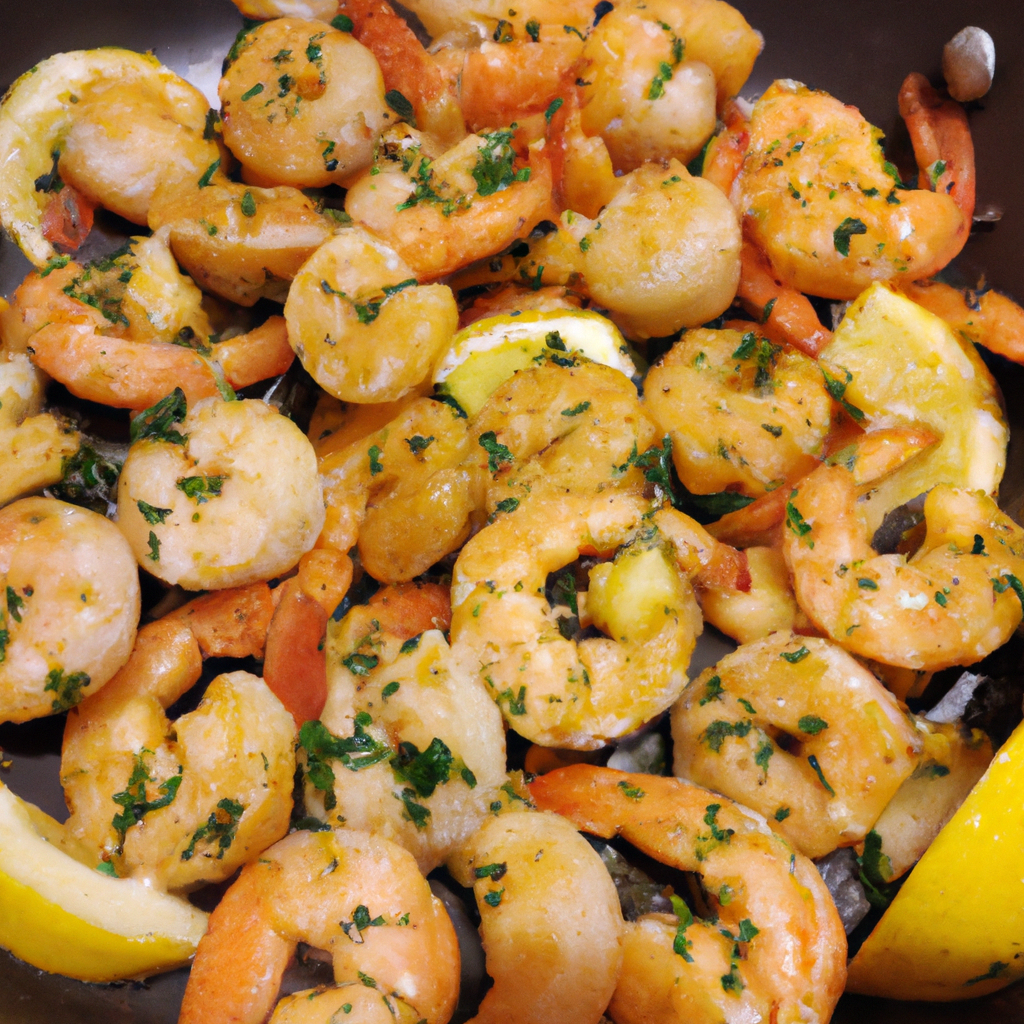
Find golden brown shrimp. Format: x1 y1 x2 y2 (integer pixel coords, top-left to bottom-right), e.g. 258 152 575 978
178 827 460 1024
671 632 922 859
284 227 459 404
148 180 335 306
644 326 832 498
302 586 506 873
0 48 220 265
0 497 140 724
736 80 970 300
316 396 481 581
784 463 1024 671
116 395 325 590
447 808 625 1024
530 765 847 1024
467 360 658 515
219 17 390 188
450 492 705 749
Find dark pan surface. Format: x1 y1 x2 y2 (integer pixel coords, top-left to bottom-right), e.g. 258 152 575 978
0 1 1022 1021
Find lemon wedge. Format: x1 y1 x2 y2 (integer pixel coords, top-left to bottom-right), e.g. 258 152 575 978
432 309 637 417
846 717 1024 999
0 782 207 982
0 48 187 266
819 283 1007 535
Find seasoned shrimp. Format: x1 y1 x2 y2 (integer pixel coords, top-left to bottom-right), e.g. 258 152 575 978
397 0 593 40
116 394 325 590
450 492 705 748
63 628 295 890
467 360 658 514
577 0 761 172
178 827 460 1024
736 79 970 300
285 227 459 403
219 18 389 188
784 464 1024 670
0 352 79 508
447 808 624 1024
530 765 847 1024
671 632 922 859
643 326 831 497
316 396 480 580
0 497 140 724
344 125 556 280
148 180 334 306
302 585 506 873
0 48 220 265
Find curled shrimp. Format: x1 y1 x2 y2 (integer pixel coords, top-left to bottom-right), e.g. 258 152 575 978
62 590 295 890
784 463 1024 671
219 17 390 188
447 808 624 1024
285 227 459 403
643 326 832 498
0 352 79 508
149 180 335 306
530 765 847 1024
467 360 658 515
671 631 922 859
178 827 460 1024
0 48 220 265
116 395 325 590
344 125 556 280
303 583 507 873
317 396 480 580
577 0 761 172
450 492 705 749
0 497 140 724
736 79 971 300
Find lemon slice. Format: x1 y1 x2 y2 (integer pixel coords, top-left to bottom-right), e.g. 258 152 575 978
0 782 207 982
432 309 637 417
819 283 1007 535
0 48 186 266
846 717 1024 999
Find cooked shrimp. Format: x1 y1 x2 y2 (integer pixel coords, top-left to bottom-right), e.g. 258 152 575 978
671 632 922 859
577 0 761 172
148 180 334 306
868 718 991 880
556 97 621 219
232 0 338 18
63 647 294 890
447 808 624 1024
285 227 459 403
530 765 847 1024
736 80 970 300
317 396 480 580
644 326 831 497
303 590 506 873
0 497 140 724
784 463 1024 670
219 18 389 188
344 125 556 280
116 395 325 590
0 353 79 508
178 827 460 1024
468 361 658 514
902 278 1024 366
397 0 593 40
450 491 704 749
0 48 220 265
534 160 742 338
458 283 582 327
338 0 466 146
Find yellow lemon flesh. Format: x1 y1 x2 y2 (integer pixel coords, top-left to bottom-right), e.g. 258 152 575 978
819 283 1007 535
846 717 1024 999
0 781 208 982
432 309 638 418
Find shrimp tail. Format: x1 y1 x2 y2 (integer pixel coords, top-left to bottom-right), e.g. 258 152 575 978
899 71 976 225
40 184 95 253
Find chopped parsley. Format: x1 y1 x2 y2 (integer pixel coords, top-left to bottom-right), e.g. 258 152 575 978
474 862 508 880
298 717 392 810
807 754 835 796
669 894 694 962
397 787 431 829
44 666 90 712
780 646 810 663
176 475 226 503
820 366 865 422
384 89 416 127
146 531 161 562
702 719 753 753
699 675 725 705
617 780 645 801
180 798 244 861
471 129 530 197
368 445 384 476
483 887 505 907
405 435 435 455
798 715 829 735
479 431 514 473
130 389 188 444
111 754 183 841
137 500 172 525
240 190 257 217
391 737 454 798
198 157 222 188
833 216 867 256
